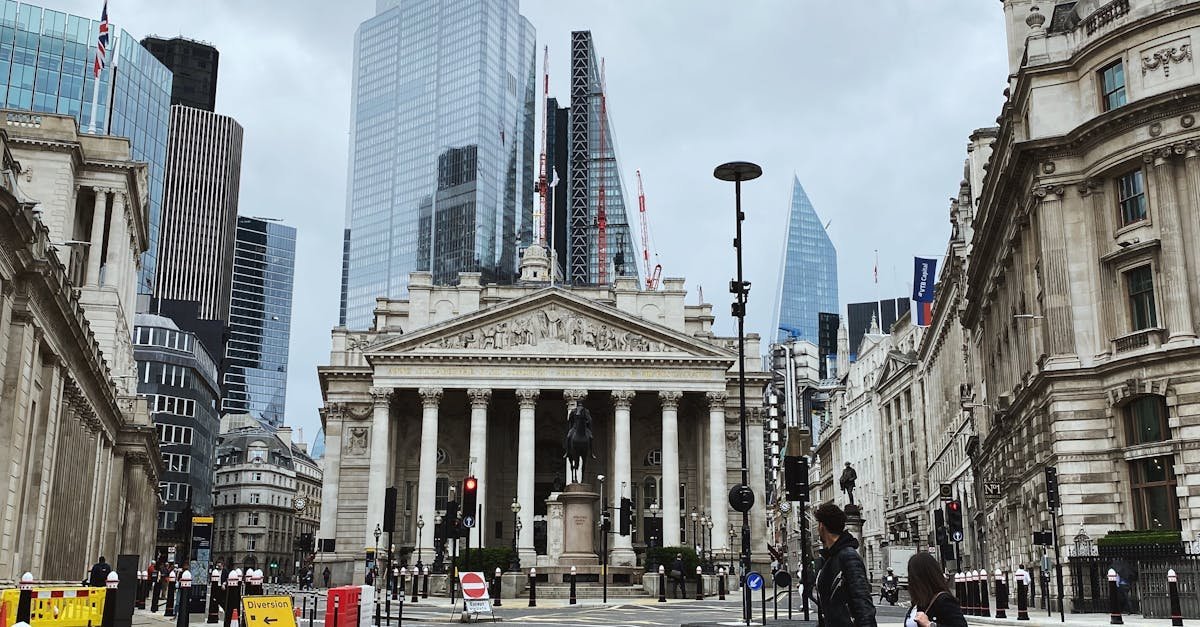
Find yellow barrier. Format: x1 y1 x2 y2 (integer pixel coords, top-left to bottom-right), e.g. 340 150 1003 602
0 589 18 627
26 588 105 627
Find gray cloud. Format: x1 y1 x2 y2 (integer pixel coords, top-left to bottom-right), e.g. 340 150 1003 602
47 0 1006 441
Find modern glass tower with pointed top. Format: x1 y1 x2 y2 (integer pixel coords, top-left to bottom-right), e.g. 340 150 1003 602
774 176 838 344
339 0 537 329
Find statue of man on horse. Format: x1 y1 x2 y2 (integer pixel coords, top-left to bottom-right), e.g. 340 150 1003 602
563 404 596 484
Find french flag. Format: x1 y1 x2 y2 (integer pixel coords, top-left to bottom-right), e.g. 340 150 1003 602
915 300 933 327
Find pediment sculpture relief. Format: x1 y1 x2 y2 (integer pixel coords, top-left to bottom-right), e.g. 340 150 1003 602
421 305 680 353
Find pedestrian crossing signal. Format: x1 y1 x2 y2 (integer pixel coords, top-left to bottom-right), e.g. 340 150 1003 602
462 476 478 529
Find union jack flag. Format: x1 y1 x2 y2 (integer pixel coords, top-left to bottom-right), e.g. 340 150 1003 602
93 0 108 78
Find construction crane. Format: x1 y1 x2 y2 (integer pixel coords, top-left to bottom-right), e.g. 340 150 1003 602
596 58 608 285
535 46 549 245
636 170 663 290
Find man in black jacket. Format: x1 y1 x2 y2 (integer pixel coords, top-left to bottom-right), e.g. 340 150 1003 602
814 503 877 627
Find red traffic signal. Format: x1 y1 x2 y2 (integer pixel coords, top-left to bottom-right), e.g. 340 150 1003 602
464 477 478 492
947 500 961 512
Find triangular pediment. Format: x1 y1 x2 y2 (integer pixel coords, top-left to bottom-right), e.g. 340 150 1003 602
366 288 735 361
873 350 917 390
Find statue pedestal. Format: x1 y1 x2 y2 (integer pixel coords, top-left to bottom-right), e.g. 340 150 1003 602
558 483 599 565
844 504 866 559
546 493 564 563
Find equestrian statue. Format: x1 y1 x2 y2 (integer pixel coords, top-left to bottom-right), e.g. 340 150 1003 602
563 404 597 484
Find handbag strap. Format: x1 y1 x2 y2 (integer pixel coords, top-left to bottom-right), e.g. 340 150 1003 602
923 591 948 615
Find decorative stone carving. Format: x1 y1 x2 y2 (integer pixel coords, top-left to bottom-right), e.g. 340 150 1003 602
1150 121 1163 137
1041 161 1055 174
467 388 492 408
1142 43 1192 77
517 387 540 408
420 304 679 353
369 386 392 407
347 426 369 455
1077 179 1101 196
706 391 729 408
346 334 372 351
418 387 443 406
1032 184 1065 200
562 389 586 410
611 389 636 409
725 432 741 463
1183 114 1196 128
659 390 682 409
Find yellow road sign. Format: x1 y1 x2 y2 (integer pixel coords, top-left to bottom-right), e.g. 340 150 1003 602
241 596 296 627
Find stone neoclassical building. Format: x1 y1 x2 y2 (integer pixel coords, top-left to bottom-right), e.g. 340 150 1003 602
317 249 770 584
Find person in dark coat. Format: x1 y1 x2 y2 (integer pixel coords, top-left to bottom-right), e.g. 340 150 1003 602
322 567 331 589
88 556 112 587
813 503 877 627
670 553 687 599
906 552 966 627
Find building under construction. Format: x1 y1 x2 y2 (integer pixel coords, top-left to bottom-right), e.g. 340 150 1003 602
542 31 641 286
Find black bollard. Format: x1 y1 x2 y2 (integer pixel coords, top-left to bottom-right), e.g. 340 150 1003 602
164 571 177 618
981 570 991 618
15 572 32 624
102 572 120 627
493 568 502 607
1017 570 1029 621
1108 568 1124 625
719 567 727 601
528 568 537 608
569 567 577 605
658 566 667 603
135 571 146 611
410 568 419 604
223 570 242 627
421 567 429 599
208 569 221 624
398 568 406 603
696 567 704 601
151 571 163 613
1169 569 1184 627
996 570 1009 620
176 572 192 627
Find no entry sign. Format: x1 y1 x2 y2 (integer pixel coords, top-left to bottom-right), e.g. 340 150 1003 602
459 571 490 600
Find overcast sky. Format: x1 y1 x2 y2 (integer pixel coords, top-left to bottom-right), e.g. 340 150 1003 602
48 0 1008 445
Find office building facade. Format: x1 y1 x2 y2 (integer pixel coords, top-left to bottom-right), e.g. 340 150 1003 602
339 0 537 329
774 176 837 344
847 297 910 360
0 1 172 293
222 216 296 428
141 36 219 111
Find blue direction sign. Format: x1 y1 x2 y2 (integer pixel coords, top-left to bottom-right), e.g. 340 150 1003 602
746 571 764 591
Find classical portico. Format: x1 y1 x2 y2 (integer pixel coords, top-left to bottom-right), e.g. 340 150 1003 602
318 270 769 584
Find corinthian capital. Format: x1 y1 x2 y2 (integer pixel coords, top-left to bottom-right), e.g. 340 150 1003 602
517 387 540 408
611 390 636 410
467 388 492 408
563 389 587 409
706 391 729 408
368 386 392 407
419 387 443 407
659 390 682 410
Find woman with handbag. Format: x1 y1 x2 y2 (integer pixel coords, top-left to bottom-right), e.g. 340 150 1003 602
906 552 967 627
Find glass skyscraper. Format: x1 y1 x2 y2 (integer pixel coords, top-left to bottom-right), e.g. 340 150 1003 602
223 216 296 428
0 1 171 293
774 176 838 344
339 0 537 328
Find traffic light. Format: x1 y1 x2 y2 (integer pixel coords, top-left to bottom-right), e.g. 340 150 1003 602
462 476 478 527
619 497 632 536
444 499 459 537
946 499 963 541
783 455 809 503
934 509 948 546
1045 466 1060 509
383 486 397 533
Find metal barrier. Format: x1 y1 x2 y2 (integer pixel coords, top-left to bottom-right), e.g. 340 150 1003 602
27 588 106 627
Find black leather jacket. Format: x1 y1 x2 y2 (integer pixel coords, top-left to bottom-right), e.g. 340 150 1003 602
816 534 877 627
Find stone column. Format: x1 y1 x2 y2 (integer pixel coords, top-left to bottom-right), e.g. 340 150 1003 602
416 387 442 563
104 192 125 288
1032 185 1076 360
1149 149 1197 341
319 406 343 544
365 387 392 549
747 408 768 562
467 388 491 543
1080 179 1116 357
516 388 539 566
660 391 682 547
86 188 107 286
563 389 587 481
611 389 636 566
706 391 729 552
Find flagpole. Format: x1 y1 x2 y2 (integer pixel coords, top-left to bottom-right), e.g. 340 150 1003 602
549 177 557 287
87 68 100 134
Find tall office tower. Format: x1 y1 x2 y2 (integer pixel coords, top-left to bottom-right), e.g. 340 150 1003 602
153 105 244 359
222 216 297 428
0 3 172 293
817 311 840 379
545 97 569 277
846 297 911 360
338 0 537 329
141 36 219 111
552 31 639 286
774 176 838 343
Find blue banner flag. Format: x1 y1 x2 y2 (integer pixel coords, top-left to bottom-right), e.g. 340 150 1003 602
913 257 937 303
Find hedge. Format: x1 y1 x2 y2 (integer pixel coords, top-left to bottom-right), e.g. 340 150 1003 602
645 546 699 573
453 547 518 574
1096 530 1182 546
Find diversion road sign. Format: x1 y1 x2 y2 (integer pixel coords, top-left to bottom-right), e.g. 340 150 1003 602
460 571 490 600
241 596 296 627
746 571 764 591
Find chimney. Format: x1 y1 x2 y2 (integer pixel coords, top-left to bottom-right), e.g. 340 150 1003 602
278 426 292 447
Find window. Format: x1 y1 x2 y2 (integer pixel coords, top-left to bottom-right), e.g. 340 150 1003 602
1130 456 1179 530
248 512 260 525
1126 396 1170 445
157 424 193 445
250 492 261 504
1100 60 1127 111
159 482 191 503
642 476 658 510
246 537 257 551
1117 170 1147 226
162 453 191 474
1127 266 1158 330
435 477 449 511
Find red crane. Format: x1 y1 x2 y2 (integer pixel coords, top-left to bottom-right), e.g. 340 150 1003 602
535 46 549 245
636 170 662 290
596 59 608 285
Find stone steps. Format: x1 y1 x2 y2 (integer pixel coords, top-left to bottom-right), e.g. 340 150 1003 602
524 584 649 599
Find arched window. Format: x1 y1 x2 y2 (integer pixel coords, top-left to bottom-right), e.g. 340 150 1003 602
1125 396 1169 445
642 476 658 510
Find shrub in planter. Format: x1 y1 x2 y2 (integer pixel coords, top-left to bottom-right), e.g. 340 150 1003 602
453 547 518 575
646 547 699 574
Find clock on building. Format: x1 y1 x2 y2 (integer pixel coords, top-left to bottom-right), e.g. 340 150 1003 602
294 497 308 512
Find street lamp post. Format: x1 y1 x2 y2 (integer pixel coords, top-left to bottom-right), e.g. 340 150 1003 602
691 510 699 554
373 524 381 588
416 516 425 569
434 513 444 573
714 159 763 626
648 501 660 571
509 499 522 572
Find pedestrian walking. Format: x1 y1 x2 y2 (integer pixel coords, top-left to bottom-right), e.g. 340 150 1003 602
905 552 966 627
89 556 112 587
670 553 687 599
814 502 877 627
322 567 331 589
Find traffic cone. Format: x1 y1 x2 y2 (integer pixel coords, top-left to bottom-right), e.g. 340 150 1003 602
230 608 239 627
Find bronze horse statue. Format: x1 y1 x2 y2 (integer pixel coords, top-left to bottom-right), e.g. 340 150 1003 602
563 405 596 484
